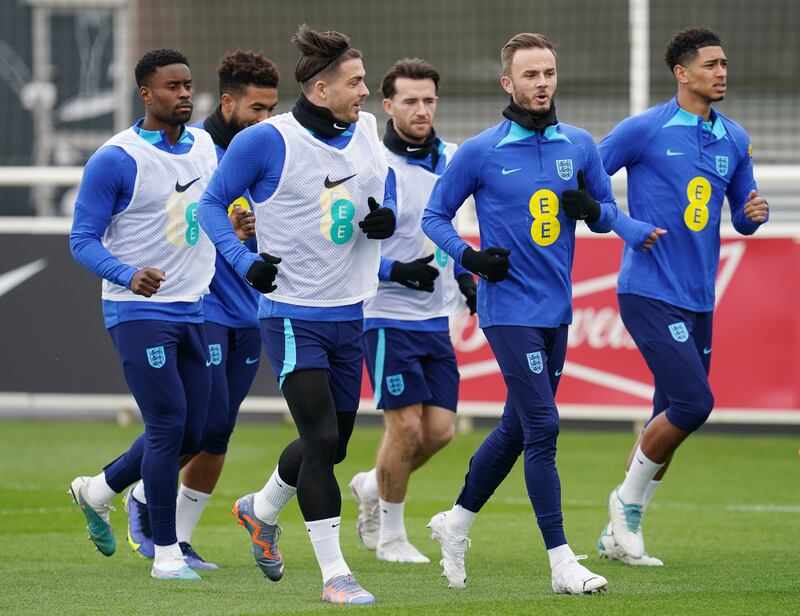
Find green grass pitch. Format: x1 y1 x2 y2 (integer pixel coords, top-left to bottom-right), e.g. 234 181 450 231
1 420 798 615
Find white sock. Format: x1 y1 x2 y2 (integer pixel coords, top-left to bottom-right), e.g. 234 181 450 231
378 499 405 545
446 504 476 536
253 467 297 524
362 468 379 500
176 485 211 544
619 446 664 505
86 472 117 507
132 480 147 504
153 542 185 571
643 479 661 510
306 517 351 583
547 543 575 568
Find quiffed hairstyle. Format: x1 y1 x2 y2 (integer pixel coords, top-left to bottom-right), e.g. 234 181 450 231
291 24 362 88
217 49 280 96
380 58 440 99
664 27 722 71
135 49 189 87
500 33 555 75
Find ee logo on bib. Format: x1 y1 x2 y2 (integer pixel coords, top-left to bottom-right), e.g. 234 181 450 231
320 185 356 245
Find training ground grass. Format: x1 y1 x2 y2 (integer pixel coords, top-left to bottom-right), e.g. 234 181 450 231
0 420 798 615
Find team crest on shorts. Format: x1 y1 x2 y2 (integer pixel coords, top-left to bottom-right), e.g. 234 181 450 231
716 155 729 176
386 374 405 396
208 343 222 366
556 159 574 181
146 346 166 369
526 351 544 374
668 322 689 342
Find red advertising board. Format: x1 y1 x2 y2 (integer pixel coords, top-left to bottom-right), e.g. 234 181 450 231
363 232 800 413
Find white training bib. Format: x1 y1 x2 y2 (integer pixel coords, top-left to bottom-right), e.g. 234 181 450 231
252 111 388 307
100 126 217 302
364 141 462 320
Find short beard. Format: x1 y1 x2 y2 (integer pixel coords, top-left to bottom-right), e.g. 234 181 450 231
228 110 246 134
512 86 552 117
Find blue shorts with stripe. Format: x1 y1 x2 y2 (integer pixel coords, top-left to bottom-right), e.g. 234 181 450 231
201 321 262 455
260 317 363 412
363 328 459 411
619 293 714 432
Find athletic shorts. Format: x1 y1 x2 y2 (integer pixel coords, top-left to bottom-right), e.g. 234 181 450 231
261 317 363 412
363 327 459 411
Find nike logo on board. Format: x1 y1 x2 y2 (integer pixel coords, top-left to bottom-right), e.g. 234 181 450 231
175 177 201 192
324 173 357 189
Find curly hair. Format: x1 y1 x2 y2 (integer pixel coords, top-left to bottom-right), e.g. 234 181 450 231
135 49 189 87
217 49 280 96
664 27 722 71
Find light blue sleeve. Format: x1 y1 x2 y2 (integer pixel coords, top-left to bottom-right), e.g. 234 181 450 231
69 146 138 288
198 123 285 278
422 139 483 266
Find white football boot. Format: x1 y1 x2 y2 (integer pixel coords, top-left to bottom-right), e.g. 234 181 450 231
428 511 470 589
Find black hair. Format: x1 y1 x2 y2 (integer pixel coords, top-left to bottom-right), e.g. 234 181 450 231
135 49 190 87
664 27 722 71
217 49 280 96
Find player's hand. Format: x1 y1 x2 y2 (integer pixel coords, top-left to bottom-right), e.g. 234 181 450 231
358 197 396 239
245 252 281 293
743 189 769 223
130 268 166 298
561 170 601 223
390 254 439 292
642 227 667 252
457 273 478 315
230 205 255 241
461 246 511 282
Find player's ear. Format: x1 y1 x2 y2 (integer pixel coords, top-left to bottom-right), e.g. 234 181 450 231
221 92 235 114
500 74 513 96
139 85 151 104
673 64 688 84
382 98 393 115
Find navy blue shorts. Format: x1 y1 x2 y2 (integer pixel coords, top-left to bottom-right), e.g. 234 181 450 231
363 328 459 411
201 322 262 455
619 293 714 432
261 317 363 412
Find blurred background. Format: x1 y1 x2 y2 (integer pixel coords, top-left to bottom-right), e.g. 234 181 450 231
0 0 797 217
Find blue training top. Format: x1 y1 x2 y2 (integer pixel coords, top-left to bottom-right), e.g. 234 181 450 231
69 120 204 328
198 120 397 323
602 97 766 312
422 118 617 329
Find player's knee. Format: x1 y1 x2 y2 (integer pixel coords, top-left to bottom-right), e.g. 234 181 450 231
670 382 715 432
387 411 424 450
305 427 340 466
540 413 560 442
421 423 454 455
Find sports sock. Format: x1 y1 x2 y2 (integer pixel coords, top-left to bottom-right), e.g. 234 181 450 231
132 480 147 504
619 446 664 505
378 499 405 545
446 504 476 536
176 484 211 544
361 468 379 500
643 479 661 510
86 472 117 507
547 543 575 568
153 542 186 571
254 466 297 524
306 516 351 583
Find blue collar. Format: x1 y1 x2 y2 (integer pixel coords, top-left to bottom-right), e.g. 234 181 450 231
662 98 727 140
496 121 572 148
133 118 195 151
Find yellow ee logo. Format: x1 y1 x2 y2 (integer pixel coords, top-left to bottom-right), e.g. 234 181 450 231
529 189 560 247
684 176 711 232
320 186 356 245
227 196 250 216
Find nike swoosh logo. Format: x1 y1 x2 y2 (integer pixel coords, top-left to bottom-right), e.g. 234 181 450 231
406 146 423 152
245 357 260 365
554 368 563 377
205 360 213 367
175 177 201 192
183 493 198 502
0 259 47 298
636 457 644 465
333 123 348 130
501 167 521 175
324 173 357 189
666 149 685 157
703 347 712 355
331 522 340 528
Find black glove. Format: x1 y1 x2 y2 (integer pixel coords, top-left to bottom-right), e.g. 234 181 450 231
461 246 511 282
390 254 439 292
358 197 396 239
561 170 600 223
457 273 477 315
245 252 281 293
